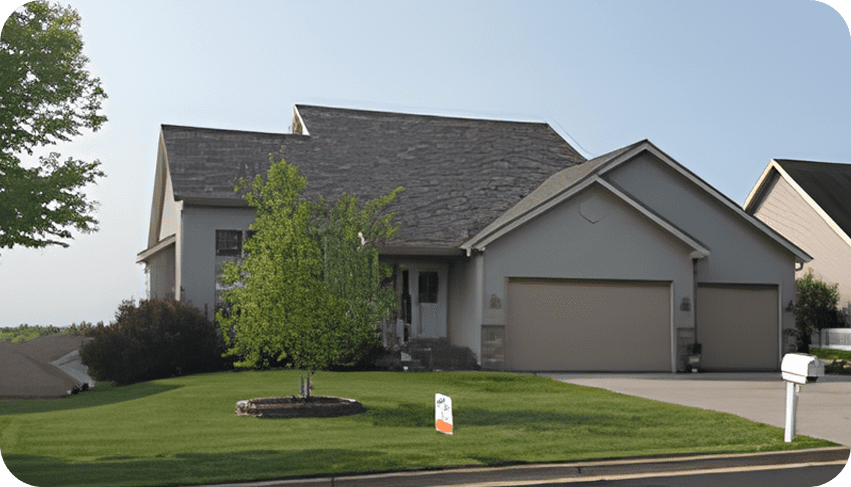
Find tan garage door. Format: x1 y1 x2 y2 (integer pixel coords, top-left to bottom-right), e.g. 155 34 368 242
697 284 779 371
506 279 672 371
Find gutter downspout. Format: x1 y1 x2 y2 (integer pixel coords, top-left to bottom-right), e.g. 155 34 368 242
692 257 700 347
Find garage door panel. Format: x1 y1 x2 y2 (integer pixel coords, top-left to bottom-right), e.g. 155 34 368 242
697 284 778 371
507 279 672 371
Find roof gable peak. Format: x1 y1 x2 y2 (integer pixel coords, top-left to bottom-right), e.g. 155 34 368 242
464 140 811 263
755 158 851 245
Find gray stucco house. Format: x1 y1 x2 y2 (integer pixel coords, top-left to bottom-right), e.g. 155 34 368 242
138 105 810 372
745 159 851 317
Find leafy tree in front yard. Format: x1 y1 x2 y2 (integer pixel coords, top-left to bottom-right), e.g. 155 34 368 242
217 154 402 397
0 1 108 251
786 270 846 353
318 191 401 369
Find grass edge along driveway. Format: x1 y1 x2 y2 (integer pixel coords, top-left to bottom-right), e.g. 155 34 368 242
0 370 837 487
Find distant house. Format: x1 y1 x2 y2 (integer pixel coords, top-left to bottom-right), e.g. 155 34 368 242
745 159 851 316
138 105 809 372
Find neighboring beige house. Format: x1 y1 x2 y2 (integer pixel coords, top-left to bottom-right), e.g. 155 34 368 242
138 105 810 372
745 159 851 317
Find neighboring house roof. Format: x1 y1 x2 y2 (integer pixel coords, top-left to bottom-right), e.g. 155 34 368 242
463 140 812 264
745 159 851 246
158 105 586 254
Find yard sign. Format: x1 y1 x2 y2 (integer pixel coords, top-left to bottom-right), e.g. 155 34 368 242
435 393 453 435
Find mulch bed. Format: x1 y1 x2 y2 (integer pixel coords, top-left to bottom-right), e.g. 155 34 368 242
235 396 367 419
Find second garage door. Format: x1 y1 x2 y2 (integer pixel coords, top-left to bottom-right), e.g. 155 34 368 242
697 284 779 371
506 279 672 371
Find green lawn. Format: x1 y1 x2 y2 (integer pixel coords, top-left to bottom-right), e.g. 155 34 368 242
0 370 836 487
811 347 851 362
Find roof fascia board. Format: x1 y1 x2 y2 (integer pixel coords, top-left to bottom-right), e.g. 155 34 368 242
136 234 176 263
177 196 250 208
765 159 851 250
593 141 653 177
292 105 310 135
380 247 466 257
743 159 778 211
147 132 168 248
631 146 812 264
595 178 710 258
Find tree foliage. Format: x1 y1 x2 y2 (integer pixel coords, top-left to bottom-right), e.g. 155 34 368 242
217 155 402 396
0 1 107 251
787 270 846 353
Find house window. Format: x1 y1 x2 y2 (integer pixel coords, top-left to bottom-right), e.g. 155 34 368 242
216 230 242 256
215 229 253 313
418 271 439 303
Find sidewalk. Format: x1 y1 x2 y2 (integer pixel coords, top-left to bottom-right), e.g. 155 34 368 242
186 447 849 487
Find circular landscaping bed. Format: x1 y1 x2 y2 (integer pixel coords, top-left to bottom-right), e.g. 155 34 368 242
235 396 366 419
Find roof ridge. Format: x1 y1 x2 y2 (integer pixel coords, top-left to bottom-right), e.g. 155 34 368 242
160 124 302 138
294 104 554 126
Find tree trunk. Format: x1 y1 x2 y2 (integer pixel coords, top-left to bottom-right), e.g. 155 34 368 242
798 332 811 354
300 370 313 399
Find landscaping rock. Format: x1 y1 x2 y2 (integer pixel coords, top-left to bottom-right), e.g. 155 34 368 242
235 396 367 419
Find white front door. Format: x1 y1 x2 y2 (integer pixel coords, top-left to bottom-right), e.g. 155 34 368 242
414 266 447 339
420 302 442 338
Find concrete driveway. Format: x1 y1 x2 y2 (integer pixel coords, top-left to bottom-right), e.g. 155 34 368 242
545 372 851 447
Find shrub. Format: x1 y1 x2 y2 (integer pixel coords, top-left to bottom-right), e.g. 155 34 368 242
786 270 846 353
81 299 229 385
329 338 394 371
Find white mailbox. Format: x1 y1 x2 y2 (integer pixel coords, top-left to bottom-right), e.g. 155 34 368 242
781 353 824 385
781 353 825 443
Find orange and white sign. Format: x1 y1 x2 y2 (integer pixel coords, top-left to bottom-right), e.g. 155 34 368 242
435 393 453 435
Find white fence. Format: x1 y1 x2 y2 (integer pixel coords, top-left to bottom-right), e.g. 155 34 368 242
816 328 851 350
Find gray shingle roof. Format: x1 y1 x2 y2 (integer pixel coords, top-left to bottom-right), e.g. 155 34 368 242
161 105 586 252
775 159 851 239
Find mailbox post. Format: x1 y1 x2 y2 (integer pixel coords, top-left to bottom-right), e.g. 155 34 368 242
784 380 799 444
780 353 824 443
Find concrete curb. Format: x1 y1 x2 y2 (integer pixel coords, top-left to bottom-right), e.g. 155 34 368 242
187 446 849 487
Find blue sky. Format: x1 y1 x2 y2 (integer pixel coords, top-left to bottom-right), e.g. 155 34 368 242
1 0 850 328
